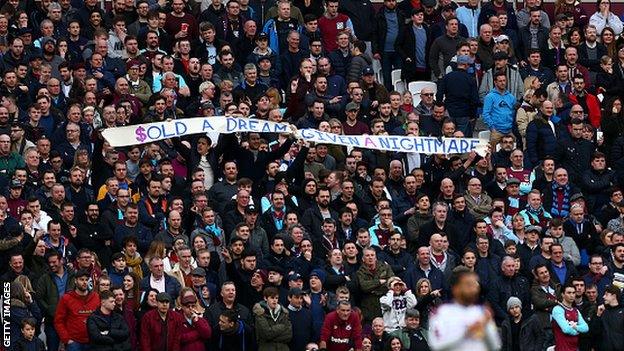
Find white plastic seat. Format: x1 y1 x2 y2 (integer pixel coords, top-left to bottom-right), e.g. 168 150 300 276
478 130 491 140
408 81 437 106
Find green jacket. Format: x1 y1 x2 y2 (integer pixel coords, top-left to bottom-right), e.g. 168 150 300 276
253 302 292 351
391 327 429 349
356 261 394 323
36 269 75 320
0 152 25 178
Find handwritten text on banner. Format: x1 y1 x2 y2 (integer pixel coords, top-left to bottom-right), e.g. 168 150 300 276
101 117 488 155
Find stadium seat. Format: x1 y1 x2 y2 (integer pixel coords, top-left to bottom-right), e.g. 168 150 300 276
408 81 437 106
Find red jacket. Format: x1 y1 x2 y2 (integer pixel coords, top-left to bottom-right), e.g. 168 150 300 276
568 92 601 128
54 291 100 344
320 310 363 351
180 315 212 351
140 309 183 351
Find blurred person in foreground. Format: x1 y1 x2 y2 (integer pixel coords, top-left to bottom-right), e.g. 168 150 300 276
428 266 501 351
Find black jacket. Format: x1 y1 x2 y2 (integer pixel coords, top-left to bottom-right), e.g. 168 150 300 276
555 136 594 186
300 205 339 241
489 274 532 324
395 22 430 82
578 42 608 73
86 309 131 351
591 304 624 351
500 314 544 351
518 25 548 61
372 7 408 55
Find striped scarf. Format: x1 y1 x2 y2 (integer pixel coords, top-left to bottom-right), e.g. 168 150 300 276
550 182 571 218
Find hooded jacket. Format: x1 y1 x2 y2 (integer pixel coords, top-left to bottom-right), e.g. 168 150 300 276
482 88 516 134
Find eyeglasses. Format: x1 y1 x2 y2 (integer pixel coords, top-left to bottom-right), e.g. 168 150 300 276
421 93 434 96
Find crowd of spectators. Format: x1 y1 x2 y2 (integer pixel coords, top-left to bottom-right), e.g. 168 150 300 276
2 0 624 349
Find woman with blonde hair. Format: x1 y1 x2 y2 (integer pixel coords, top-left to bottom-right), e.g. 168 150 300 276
144 240 167 265
414 278 441 329
523 76 541 91
265 87 282 109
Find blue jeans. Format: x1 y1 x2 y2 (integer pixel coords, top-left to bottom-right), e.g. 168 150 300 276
453 117 475 137
381 51 402 91
45 322 60 351
66 341 90 351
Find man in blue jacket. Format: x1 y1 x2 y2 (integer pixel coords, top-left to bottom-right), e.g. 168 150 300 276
436 54 480 137
483 71 516 149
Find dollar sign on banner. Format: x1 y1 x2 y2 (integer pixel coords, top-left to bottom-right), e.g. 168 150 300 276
135 126 147 142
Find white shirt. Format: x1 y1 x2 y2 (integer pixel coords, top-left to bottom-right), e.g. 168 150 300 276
150 274 166 293
429 303 501 351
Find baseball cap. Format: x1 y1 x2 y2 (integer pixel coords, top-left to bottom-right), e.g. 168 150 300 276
495 34 510 44
257 32 268 40
156 292 172 303
126 59 141 70
493 51 509 61
346 102 359 111
191 267 206 277
362 67 374 76
245 204 259 214
9 179 22 189
288 273 303 282
525 225 542 234
506 177 521 186
181 293 198 305
411 7 424 15
457 55 473 65
267 265 284 275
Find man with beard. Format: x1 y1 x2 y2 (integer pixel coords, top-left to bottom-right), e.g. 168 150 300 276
54 269 101 350
64 167 93 220
39 37 63 78
429 267 501 350
114 203 153 253
100 186 130 235
124 59 152 104
111 77 143 119
184 57 203 96
301 187 339 241
78 203 112 267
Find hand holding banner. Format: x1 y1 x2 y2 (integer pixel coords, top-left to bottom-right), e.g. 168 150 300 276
101 116 489 156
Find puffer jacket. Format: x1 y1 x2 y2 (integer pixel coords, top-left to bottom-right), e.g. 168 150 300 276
253 301 292 351
525 115 560 167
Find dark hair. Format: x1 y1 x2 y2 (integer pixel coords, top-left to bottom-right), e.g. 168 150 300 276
449 266 476 288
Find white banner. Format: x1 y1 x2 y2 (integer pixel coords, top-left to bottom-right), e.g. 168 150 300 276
101 117 489 155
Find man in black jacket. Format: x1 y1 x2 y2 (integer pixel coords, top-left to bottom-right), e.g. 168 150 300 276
395 8 430 93
372 0 407 90
301 187 339 241
87 290 131 351
500 296 543 351
592 285 624 351
436 54 479 136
